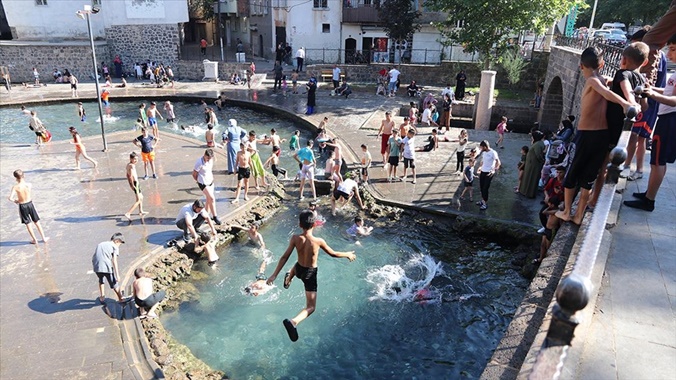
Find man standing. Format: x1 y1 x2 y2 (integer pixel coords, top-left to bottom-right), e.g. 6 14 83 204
133 127 159 180
193 149 221 225
175 200 218 242
124 152 148 221
376 111 395 164
7 169 49 244
295 46 305 71
476 140 501 210
273 62 283 91
92 233 127 303
294 140 317 200
332 65 341 89
388 66 401 97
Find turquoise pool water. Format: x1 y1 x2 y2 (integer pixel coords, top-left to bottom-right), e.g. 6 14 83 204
161 205 528 379
0 100 309 147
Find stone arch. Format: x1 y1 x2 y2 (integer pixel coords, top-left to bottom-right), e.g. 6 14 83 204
540 76 564 131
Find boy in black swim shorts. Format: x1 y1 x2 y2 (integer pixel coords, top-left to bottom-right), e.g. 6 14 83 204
266 210 356 342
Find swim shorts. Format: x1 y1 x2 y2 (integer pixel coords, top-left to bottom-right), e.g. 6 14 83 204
197 182 213 191
650 112 676 166
294 262 318 292
141 151 155 163
563 130 609 190
18 201 40 224
361 167 369 177
403 157 415 169
301 164 315 180
237 167 251 180
135 290 166 309
102 100 110 107
71 83 77 90
333 188 350 200
132 180 141 194
96 272 118 289
273 145 281 157
380 134 391 155
148 117 157 126
255 272 267 281
388 155 399 166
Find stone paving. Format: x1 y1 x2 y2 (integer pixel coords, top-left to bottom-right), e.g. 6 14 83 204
1 76 673 379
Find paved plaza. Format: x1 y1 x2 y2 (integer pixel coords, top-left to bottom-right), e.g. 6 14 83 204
0 76 673 379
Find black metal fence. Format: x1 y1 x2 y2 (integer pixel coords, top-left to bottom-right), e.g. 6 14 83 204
555 35 624 77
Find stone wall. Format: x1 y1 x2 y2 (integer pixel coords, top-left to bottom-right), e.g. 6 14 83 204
173 60 252 81
105 24 181 75
307 52 549 91
0 41 108 83
538 46 584 130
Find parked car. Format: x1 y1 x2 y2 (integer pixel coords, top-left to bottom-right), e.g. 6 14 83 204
592 30 612 42
607 29 628 46
601 22 626 32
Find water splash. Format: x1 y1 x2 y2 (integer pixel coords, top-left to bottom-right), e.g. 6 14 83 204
95 115 121 123
366 254 444 302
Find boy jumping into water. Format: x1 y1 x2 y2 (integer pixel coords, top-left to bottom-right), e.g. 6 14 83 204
267 210 356 342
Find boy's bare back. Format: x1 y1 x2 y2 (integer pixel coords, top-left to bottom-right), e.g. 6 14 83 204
292 231 325 268
10 182 31 204
578 74 610 131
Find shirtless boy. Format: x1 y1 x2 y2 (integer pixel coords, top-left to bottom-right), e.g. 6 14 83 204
376 111 395 163
268 128 287 156
244 259 274 296
133 268 166 319
146 102 164 137
8 169 49 244
194 232 219 266
228 222 266 249
124 152 149 221
555 47 634 225
266 210 356 342
232 142 252 203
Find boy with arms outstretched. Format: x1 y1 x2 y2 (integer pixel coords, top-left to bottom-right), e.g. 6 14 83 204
266 210 356 342
555 47 634 225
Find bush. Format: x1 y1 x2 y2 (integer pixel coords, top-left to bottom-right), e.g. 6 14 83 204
501 49 528 86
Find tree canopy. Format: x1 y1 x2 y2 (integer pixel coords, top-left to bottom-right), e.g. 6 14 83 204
427 0 584 69
377 0 422 43
575 0 670 29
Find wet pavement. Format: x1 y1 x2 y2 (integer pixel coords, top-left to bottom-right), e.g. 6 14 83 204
1 76 671 379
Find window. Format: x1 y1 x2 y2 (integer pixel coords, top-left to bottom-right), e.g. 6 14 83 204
322 23 330 33
35 0 47 5
313 0 327 8
264 0 269 14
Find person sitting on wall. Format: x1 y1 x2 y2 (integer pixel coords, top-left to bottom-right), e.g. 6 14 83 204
53 68 62 83
407 80 420 97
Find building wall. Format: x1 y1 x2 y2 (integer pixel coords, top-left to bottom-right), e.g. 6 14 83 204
0 41 109 83
106 24 181 74
286 0 341 53
3 0 187 40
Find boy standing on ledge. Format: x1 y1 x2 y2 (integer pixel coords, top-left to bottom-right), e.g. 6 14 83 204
266 210 356 342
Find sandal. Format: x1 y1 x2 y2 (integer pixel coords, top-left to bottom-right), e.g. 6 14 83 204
283 272 292 289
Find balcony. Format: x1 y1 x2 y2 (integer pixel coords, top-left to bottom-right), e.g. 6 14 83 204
342 1 382 24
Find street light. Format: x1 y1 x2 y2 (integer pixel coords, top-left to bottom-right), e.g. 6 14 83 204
76 4 107 151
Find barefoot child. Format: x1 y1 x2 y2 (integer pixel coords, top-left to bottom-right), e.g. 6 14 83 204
244 259 274 296
124 152 149 221
69 127 98 169
133 268 166 318
264 146 289 179
7 169 49 244
194 232 219 266
387 129 402 182
495 116 508 149
232 142 252 203
266 210 356 342
360 144 372 183
555 47 634 225
401 129 417 183
415 129 439 152
228 222 266 249
459 158 475 201
77 102 86 122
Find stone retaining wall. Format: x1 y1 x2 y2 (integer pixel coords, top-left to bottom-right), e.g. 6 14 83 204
0 42 109 83
105 24 181 75
172 60 251 82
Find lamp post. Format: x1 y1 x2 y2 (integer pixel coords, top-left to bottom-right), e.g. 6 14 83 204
77 4 107 151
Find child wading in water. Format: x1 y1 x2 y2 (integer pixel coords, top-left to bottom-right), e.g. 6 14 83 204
266 210 356 342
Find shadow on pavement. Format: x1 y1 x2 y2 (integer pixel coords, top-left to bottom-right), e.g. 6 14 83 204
28 293 99 314
102 299 139 320
146 230 181 247
0 240 35 247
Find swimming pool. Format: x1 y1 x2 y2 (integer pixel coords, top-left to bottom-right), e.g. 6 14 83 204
161 205 529 379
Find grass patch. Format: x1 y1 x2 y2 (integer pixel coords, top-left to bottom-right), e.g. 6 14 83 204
465 87 531 102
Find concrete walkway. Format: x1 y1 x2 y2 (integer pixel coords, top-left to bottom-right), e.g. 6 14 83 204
1 80 673 379
568 157 676 379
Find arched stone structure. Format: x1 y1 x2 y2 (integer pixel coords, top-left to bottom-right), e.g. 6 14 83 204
540 76 563 130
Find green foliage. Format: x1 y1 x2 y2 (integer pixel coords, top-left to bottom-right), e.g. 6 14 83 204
575 0 670 29
427 0 584 69
189 0 215 20
378 0 422 55
501 48 528 86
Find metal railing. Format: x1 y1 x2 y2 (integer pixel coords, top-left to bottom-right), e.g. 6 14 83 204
303 48 445 65
526 108 639 380
555 35 624 77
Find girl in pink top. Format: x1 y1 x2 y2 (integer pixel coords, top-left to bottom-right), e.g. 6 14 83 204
495 116 508 149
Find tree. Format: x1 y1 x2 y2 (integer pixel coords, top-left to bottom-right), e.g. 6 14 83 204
377 0 422 64
189 0 216 20
501 48 528 86
427 0 584 69
575 0 670 29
